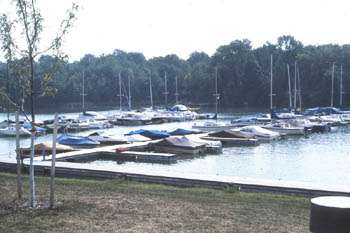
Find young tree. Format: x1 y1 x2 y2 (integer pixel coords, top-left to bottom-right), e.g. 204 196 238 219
0 14 24 199
0 0 78 208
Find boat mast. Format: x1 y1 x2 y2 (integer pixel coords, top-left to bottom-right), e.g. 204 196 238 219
340 64 343 107
164 71 169 108
213 67 220 122
81 71 87 113
331 62 335 107
294 61 297 109
118 71 122 111
149 70 153 109
287 64 292 109
128 70 132 110
6 62 10 123
297 66 302 110
270 54 273 111
175 75 179 104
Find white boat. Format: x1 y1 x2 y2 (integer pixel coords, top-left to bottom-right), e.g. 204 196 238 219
231 125 281 141
125 134 151 142
87 119 113 129
308 115 347 127
288 118 331 133
114 111 152 125
168 105 197 121
320 115 347 126
66 120 91 131
262 122 305 135
192 69 224 132
78 111 108 121
0 120 12 128
340 113 350 123
0 126 31 137
184 134 222 154
192 121 236 132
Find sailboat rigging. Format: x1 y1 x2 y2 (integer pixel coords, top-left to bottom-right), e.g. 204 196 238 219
163 71 169 108
287 64 292 109
213 67 220 121
331 62 335 107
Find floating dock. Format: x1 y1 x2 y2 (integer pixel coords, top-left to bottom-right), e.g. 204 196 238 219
32 141 179 164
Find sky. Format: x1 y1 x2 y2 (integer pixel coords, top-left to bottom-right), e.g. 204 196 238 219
0 0 350 61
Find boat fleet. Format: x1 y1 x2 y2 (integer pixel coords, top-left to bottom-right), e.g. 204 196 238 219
0 105 206 137
2 105 350 161
192 107 350 142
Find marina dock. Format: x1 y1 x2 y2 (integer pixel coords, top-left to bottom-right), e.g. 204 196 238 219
30 140 179 164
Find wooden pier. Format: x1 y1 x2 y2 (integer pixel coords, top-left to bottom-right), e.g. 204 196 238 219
116 151 177 163
31 140 180 164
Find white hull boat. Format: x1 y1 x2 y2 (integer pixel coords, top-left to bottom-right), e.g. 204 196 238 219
192 122 236 132
0 126 31 137
262 122 305 135
231 125 281 142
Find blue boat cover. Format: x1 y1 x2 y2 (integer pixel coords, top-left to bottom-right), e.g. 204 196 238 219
22 121 47 133
126 129 170 139
303 107 343 116
168 128 202 136
57 135 100 145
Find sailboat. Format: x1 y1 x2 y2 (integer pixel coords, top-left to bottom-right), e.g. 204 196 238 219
192 68 235 132
112 70 153 126
262 56 306 135
0 125 31 137
67 72 111 130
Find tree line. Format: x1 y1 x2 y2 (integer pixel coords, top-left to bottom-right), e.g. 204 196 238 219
1 35 349 112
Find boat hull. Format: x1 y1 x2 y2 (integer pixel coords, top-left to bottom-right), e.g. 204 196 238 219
192 125 236 132
261 126 305 135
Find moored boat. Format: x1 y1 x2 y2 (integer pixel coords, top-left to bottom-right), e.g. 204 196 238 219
0 126 31 137
192 121 236 132
57 134 100 148
150 136 207 155
203 130 259 146
261 122 305 135
231 125 281 142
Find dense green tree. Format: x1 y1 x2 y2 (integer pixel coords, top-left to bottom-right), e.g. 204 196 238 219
2 35 350 112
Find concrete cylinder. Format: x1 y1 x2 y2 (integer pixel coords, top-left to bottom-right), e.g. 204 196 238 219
310 196 350 233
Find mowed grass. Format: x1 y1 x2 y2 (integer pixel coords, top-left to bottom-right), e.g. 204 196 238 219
0 172 310 233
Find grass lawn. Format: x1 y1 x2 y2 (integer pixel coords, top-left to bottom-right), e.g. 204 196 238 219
0 172 310 233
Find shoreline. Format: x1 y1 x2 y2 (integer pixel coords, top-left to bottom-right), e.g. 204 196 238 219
1 159 348 197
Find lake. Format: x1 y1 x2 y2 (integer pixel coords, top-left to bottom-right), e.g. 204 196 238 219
1 111 349 187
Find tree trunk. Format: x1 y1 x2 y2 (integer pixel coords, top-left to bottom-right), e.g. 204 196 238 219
29 52 35 123
28 50 36 207
6 62 10 123
29 128 36 208
15 111 23 199
49 113 58 208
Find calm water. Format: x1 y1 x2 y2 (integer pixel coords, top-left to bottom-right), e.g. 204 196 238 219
1 111 350 187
